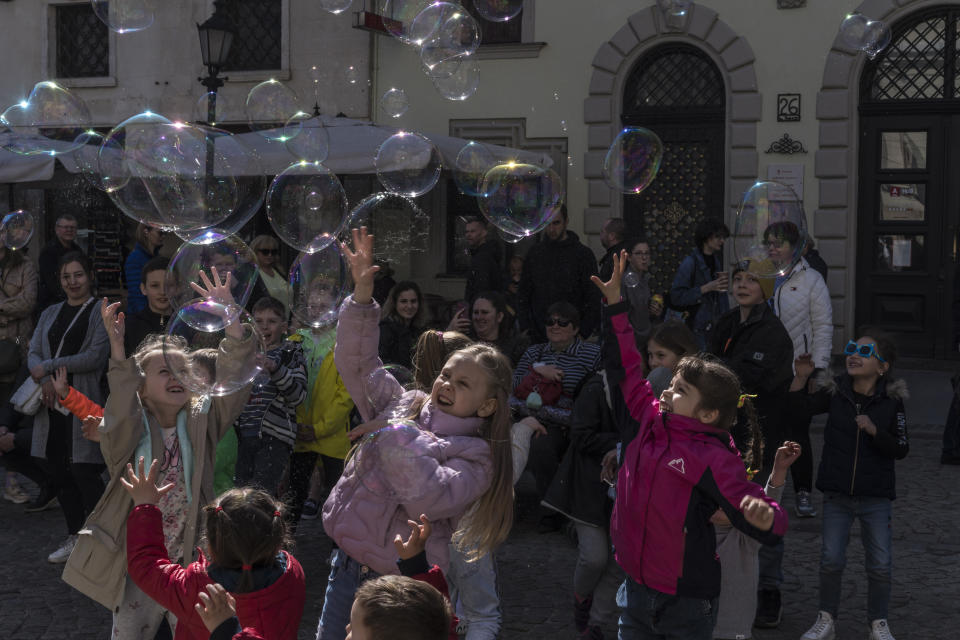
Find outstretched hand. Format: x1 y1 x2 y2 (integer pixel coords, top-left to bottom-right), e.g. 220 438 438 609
119 457 174 506
101 298 125 343
590 249 628 303
393 513 432 560
194 583 237 633
340 227 379 305
190 267 235 306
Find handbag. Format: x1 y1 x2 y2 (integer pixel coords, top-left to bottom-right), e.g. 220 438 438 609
514 370 565 409
0 337 21 375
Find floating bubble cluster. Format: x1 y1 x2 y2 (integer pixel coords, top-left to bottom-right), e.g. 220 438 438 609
602 128 664 195
267 161 347 254
353 422 435 502
733 181 808 278
478 163 564 237
0 82 91 156
375 131 442 197
166 231 261 314
0 210 34 251
289 243 348 329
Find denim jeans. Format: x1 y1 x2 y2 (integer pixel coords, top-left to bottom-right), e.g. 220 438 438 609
575 522 623 628
819 492 893 622
315 549 381 640
447 542 501 640
617 578 717 640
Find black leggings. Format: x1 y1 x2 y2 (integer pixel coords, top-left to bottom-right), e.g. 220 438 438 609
45 418 105 535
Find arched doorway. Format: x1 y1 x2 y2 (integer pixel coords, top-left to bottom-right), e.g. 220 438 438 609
621 43 726 295
858 6 960 358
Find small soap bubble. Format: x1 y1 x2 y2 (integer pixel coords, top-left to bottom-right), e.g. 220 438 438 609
267 161 347 254
379 88 410 119
839 13 870 50
454 141 497 197
364 365 418 418
319 0 353 14
733 180 808 278
560 120 568 133
374 131 442 197
623 271 641 289
472 0 523 22
0 210 34 251
345 65 360 85
91 0 155 33
194 92 230 126
478 163 564 237
284 113 330 163
166 231 262 314
602 127 664 195
432 57 480 101
0 81 92 156
353 422 435 502
246 80 302 141
862 20 891 59
289 244 348 329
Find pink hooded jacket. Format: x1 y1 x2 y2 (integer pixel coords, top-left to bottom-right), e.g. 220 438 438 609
322 295 493 575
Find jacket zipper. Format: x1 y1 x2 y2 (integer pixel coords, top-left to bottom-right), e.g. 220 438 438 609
850 402 861 495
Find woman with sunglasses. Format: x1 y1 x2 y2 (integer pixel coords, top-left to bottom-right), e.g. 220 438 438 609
250 235 290 315
790 331 908 640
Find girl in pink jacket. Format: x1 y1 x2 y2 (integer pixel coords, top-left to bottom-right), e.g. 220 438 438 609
316 228 515 640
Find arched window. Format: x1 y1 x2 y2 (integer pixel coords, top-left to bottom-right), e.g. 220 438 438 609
621 44 726 297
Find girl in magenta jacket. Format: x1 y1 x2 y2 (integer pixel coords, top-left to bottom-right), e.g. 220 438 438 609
317 228 515 640
592 252 788 640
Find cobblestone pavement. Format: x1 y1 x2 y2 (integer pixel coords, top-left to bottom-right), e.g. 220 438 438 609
1 421 956 640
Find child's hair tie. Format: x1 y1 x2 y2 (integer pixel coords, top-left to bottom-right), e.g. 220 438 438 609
241 564 252 571
435 330 444 345
737 393 758 408
273 510 282 517
215 506 223 512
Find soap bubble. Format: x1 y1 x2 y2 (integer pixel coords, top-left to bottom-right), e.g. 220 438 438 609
657 0 691 28
414 2 480 69
0 210 34 251
839 13 870 49
497 227 525 244
91 0 155 33
353 422 435 502
246 80 302 141
98 111 171 196
166 231 261 314
421 56 461 80
340 192 431 264
432 57 480 101
194 91 231 126
409 1 459 43
319 0 353 13
345 65 360 85
478 163 564 237
733 180 808 278
267 161 347 253
472 0 523 22
602 127 664 195
454 141 497 196
623 271 640 289
375 131 442 197
70 130 108 191
862 20 891 59
379 88 410 119
365 365 418 419
289 244 348 329
0 81 91 156
164 301 265 397
283 113 330 162
379 0 431 44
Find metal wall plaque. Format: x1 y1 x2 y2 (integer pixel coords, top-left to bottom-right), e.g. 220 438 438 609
777 93 801 122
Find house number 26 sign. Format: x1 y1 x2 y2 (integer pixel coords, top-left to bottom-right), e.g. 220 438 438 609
777 94 801 122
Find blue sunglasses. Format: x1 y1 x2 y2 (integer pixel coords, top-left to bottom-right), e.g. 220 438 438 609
843 341 886 362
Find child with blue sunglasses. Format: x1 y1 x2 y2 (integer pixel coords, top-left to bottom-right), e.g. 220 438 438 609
789 330 909 640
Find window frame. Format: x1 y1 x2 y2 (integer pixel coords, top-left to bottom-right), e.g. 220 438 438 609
225 0 292 83
43 0 117 88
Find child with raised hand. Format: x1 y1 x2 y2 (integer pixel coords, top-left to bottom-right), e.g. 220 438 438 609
318 227 514 640
120 457 305 640
61 267 259 640
793 332 908 640
713 441 801 640
590 251 788 640
51 365 103 442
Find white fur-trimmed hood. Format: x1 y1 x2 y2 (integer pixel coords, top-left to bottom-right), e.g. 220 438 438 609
813 370 909 402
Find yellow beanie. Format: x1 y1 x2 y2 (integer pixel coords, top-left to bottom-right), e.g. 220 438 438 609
733 259 777 300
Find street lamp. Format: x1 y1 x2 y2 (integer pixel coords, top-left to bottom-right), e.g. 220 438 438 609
197 0 236 125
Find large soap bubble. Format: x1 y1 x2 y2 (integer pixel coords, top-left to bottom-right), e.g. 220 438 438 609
602 127 663 195
733 181 808 278
379 0 431 44
478 163 564 237
99 111 171 196
289 244 348 329
0 82 91 156
0 210 34 251
246 80 302 141
340 192 431 265
167 231 261 313
353 423 436 502
432 58 480 101
374 131 442 197
472 0 523 22
379 88 410 119
454 141 497 196
365 364 418 419
91 0 155 33
284 114 330 163
164 301 265 397
267 161 347 254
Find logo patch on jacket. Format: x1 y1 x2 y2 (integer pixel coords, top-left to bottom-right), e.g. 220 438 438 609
667 457 686 475
752 352 765 361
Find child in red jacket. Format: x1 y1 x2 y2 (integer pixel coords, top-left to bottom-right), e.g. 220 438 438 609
121 457 306 640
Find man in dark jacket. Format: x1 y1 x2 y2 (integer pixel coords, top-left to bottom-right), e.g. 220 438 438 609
36 214 82 314
597 218 629 282
518 207 601 342
463 217 503 303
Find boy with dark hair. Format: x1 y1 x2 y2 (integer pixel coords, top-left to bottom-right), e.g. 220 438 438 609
233 296 306 494
124 256 172 356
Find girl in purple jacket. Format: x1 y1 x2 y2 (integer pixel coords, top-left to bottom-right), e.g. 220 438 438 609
591 252 788 640
316 228 515 640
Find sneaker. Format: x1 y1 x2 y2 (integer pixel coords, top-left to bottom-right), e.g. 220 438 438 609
3 482 30 504
25 488 58 513
796 490 817 517
47 534 78 564
801 611 836 640
301 499 319 520
573 593 593 633
869 619 896 640
753 588 782 628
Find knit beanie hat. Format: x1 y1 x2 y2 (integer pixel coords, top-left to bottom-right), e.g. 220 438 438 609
732 258 776 300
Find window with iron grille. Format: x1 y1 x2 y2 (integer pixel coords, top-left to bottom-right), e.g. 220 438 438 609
623 45 724 120
466 1 522 44
55 4 109 78
222 0 282 72
861 7 960 102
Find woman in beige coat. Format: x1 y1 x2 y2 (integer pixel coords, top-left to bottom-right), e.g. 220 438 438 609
0 246 37 386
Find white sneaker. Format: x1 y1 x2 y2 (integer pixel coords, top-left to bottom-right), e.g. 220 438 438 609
801 611 836 640
869 619 896 640
47 534 78 564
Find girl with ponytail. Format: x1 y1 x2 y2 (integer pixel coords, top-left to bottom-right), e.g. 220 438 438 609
121 458 305 640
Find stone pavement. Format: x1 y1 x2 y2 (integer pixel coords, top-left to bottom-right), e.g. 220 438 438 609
1 421 957 640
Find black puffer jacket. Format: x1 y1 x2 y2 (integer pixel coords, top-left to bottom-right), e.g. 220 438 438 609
377 318 419 369
798 373 909 499
465 240 504 303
